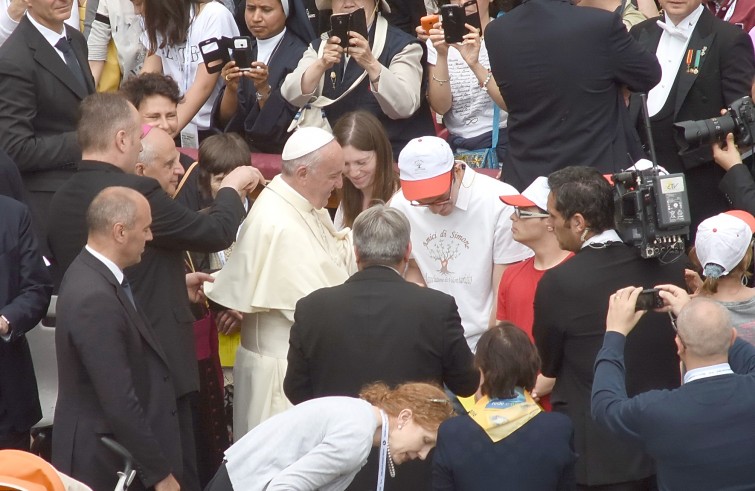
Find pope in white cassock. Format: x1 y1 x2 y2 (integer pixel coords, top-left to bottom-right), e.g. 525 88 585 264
204 127 357 440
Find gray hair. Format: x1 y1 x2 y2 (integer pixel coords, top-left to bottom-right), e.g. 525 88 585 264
281 149 321 176
677 297 734 358
353 204 411 267
138 134 159 168
86 186 141 234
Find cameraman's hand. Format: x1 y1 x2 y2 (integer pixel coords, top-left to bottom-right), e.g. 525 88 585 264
712 132 744 172
654 284 692 316
606 286 645 336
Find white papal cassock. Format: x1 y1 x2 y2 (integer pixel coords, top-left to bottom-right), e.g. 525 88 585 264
205 175 356 440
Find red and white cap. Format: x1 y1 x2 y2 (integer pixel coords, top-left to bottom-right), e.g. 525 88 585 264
695 210 755 278
499 176 550 211
398 136 455 202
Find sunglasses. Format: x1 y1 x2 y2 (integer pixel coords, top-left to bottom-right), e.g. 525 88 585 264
514 207 550 219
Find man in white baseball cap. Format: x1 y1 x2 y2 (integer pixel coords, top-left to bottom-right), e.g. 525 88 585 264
391 136 532 351
205 126 356 436
497 176 573 408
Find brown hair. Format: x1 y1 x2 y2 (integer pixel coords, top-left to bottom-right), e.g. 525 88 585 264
332 111 397 228
120 73 183 109
197 133 251 200
142 0 200 52
475 322 540 399
77 93 137 154
359 382 453 430
689 244 754 295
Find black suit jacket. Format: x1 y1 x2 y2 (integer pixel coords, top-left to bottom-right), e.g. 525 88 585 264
0 17 95 243
0 196 52 434
53 250 181 490
47 161 245 396
284 266 478 491
630 10 755 224
533 242 686 486
0 149 24 202
486 0 660 191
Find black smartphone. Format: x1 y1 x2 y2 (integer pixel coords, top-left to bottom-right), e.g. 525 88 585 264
463 0 481 31
635 288 663 311
330 12 350 47
198 37 231 74
441 4 465 44
232 36 254 71
349 7 369 40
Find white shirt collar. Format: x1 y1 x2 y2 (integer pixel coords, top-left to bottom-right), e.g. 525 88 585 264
454 164 475 212
256 27 286 65
580 229 623 249
683 362 734 384
85 245 125 284
26 11 66 49
659 4 705 35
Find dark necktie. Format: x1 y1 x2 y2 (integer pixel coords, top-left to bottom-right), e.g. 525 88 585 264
54 37 87 90
121 277 137 311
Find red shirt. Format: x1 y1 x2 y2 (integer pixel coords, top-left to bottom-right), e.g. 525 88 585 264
496 253 573 410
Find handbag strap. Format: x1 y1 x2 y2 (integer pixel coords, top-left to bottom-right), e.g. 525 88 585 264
491 104 499 148
311 14 388 109
490 10 505 150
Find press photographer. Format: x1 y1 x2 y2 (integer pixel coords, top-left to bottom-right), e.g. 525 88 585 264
630 0 755 231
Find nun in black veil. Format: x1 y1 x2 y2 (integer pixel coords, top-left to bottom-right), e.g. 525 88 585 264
213 0 316 153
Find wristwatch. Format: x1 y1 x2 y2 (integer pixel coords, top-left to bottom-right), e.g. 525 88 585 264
256 85 272 101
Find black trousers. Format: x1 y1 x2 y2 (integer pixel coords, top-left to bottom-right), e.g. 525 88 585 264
178 393 202 491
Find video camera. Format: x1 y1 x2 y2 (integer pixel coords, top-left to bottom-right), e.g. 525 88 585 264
612 168 690 259
674 96 755 151
612 93 690 259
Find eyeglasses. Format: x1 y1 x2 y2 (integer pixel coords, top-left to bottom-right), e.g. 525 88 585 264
669 312 687 349
410 174 455 207
514 207 550 219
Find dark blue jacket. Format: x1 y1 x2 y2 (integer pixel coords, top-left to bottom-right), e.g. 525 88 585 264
592 332 755 491
0 196 52 433
432 410 576 490
212 29 309 153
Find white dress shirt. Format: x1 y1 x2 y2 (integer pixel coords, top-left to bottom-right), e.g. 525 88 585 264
85 245 125 284
647 5 705 117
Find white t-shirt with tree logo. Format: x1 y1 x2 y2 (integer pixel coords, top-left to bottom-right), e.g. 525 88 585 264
391 167 532 350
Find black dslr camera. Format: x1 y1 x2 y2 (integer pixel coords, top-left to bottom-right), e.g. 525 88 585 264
674 96 755 150
613 168 690 259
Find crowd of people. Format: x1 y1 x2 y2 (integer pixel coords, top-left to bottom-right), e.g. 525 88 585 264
2 0 755 490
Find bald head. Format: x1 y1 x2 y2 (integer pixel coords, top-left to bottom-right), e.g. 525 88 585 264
87 187 143 236
86 187 153 269
677 298 735 359
137 127 184 195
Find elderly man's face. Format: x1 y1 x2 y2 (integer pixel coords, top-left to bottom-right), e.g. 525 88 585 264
304 141 345 209
138 128 184 195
